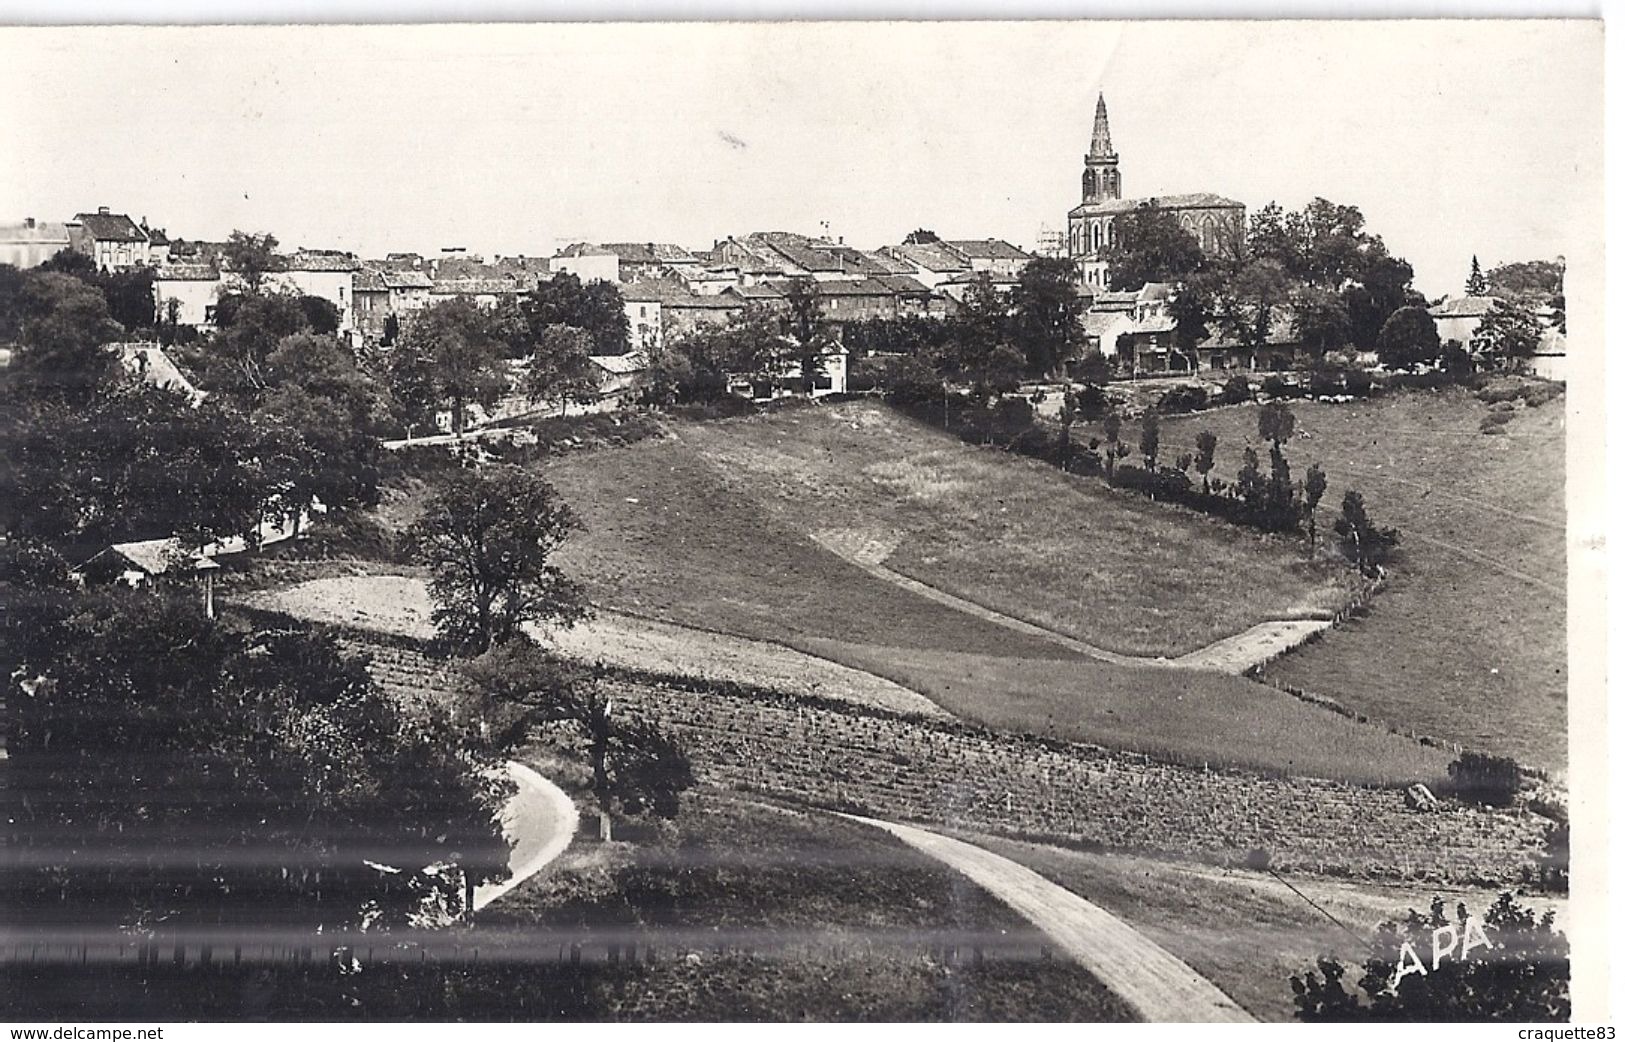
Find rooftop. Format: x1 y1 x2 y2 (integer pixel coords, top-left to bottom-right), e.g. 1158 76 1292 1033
1068 192 1246 218
71 210 147 243
943 238 1033 262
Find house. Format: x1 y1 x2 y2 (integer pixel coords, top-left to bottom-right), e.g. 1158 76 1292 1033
941 238 1034 279
144 225 171 265
589 352 648 400
679 266 744 296
1428 295 1502 346
0 217 72 268
1110 283 1186 372
619 283 665 353
879 241 971 289
279 250 362 331
595 242 703 282
1531 328 1567 382
872 274 940 318
74 539 221 617
1195 310 1304 372
351 267 392 341
111 342 207 405
622 279 763 340
67 208 152 270
151 263 223 327
940 269 1021 303
551 243 621 284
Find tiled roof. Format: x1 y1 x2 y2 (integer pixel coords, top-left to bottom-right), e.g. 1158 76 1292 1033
589 352 648 375
382 269 433 290
859 250 918 275
1137 282 1176 302
352 268 388 292
1199 310 1300 350
1089 291 1139 311
1082 311 1133 338
72 211 147 242
431 277 522 296
0 220 71 244
873 274 931 295
621 279 741 309
146 228 170 247
286 250 360 272
555 242 617 258
1068 192 1246 218
599 242 700 265
730 283 785 300
1428 295 1502 318
153 263 220 281
888 242 970 273
944 238 1032 261
944 270 1020 286
104 538 219 576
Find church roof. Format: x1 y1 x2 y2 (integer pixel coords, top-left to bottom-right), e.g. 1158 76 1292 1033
1068 192 1246 218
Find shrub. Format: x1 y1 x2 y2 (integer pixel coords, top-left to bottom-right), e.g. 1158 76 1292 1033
1308 370 1343 398
1445 751 1521 806
1218 375 1253 405
1479 411 1513 435
1344 369 1374 397
1261 375 1291 399
1155 384 1209 415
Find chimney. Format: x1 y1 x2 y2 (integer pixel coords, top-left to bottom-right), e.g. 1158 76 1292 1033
23 217 34 229
98 206 110 215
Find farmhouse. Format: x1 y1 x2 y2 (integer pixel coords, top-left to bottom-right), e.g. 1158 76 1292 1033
0 217 72 268
1428 294 1501 345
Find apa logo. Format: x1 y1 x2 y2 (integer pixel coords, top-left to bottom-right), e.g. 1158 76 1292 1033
1389 917 1494 989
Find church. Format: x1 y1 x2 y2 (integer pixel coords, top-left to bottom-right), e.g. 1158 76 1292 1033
1067 94 1246 290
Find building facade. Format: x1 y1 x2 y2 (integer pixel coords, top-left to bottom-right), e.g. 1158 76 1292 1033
1066 94 1245 290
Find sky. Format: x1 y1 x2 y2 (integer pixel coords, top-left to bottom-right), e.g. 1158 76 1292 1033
0 19 1604 298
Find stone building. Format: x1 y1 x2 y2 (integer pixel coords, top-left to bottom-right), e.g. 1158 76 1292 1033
1066 94 1245 290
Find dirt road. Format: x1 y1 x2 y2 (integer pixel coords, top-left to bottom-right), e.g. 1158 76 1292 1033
842 814 1255 1023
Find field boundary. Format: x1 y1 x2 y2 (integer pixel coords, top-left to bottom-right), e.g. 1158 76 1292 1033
812 527 1345 675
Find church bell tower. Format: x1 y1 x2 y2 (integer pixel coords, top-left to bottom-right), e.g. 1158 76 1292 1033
1082 93 1121 205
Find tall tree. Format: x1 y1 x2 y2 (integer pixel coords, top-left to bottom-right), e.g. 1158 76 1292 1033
3 591 511 930
524 323 602 415
1211 259 1293 358
522 272 631 355
408 465 589 654
8 271 123 406
1139 412 1160 470
784 276 833 394
1010 256 1087 378
1375 305 1442 369
1100 201 1205 291
463 641 695 837
1343 250 1423 351
222 230 283 291
1471 299 1543 371
1466 255 1488 295
903 229 940 244
388 296 509 436
1334 489 1401 577
1194 429 1218 494
1291 284 1353 357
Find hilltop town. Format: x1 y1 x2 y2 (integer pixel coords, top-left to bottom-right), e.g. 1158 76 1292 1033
1 89 1575 1024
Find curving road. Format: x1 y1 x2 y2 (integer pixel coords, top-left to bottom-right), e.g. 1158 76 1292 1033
841 814 1255 1023
473 761 580 912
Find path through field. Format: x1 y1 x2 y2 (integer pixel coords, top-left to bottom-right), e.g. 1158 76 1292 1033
812 528 1331 674
841 814 1255 1023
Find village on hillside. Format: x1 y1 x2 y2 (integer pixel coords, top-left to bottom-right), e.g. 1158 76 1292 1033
0 21 1590 1029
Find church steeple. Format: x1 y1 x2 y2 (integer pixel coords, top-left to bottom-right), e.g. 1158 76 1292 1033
1082 92 1121 205
1090 93 1115 158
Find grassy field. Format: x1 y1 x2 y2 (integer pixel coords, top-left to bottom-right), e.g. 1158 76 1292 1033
796 638 1452 783
969 832 1567 1022
477 788 1135 1021
1108 387 1567 773
679 403 1355 657
525 418 1446 782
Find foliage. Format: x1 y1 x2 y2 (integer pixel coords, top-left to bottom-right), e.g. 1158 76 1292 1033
1333 490 1400 577
1291 284 1352 356
522 272 631 355
1445 751 1521 807
1154 384 1209 415
1210 259 1293 355
222 230 283 290
1375 306 1441 370
1 591 510 931
903 228 940 244
1257 400 1296 448
1483 258 1563 307
1465 255 1487 296
1009 257 1086 377
464 641 694 823
1100 201 1205 291
3 384 270 553
387 296 510 435
1218 374 1253 405
5 270 124 405
1291 894 1567 1021
408 465 588 653
1471 299 1543 371
524 324 601 415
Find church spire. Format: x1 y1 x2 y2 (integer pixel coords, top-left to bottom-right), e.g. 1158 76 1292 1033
1090 92 1116 158
1082 91 1121 205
